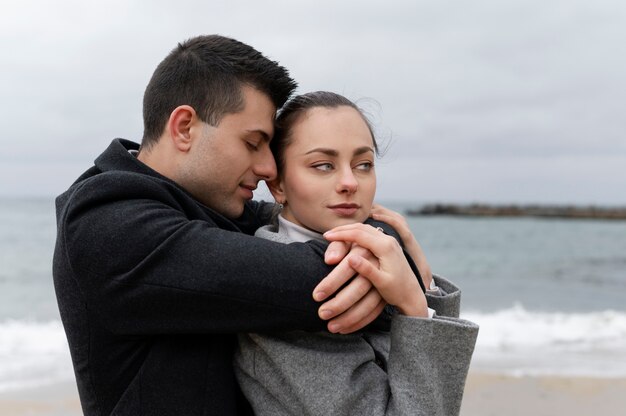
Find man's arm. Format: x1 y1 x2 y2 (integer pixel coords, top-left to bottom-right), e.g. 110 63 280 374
58 175 335 335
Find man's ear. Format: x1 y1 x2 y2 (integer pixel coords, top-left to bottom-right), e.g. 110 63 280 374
267 178 287 205
167 105 197 152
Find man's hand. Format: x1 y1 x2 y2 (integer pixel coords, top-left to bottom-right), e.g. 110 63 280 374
315 243 386 334
324 223 428 318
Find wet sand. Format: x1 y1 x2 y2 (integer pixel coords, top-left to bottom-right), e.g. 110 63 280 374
2 372 625 415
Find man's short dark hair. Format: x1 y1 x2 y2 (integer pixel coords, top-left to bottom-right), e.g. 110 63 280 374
141 35 297 148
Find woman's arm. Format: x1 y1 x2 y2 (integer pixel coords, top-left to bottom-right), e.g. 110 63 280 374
236 224 479 415
235 314 478 416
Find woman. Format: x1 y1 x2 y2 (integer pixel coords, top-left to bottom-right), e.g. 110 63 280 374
234 92 478 415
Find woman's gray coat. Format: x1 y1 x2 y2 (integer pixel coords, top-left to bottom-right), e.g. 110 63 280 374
234 225 479 416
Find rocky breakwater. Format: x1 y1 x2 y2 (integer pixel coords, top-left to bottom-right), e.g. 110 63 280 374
407 204 626 220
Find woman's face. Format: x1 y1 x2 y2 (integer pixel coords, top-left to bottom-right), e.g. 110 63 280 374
270 105 377 233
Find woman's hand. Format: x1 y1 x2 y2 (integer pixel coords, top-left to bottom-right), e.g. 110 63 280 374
322 223 428 319
370 204 433 290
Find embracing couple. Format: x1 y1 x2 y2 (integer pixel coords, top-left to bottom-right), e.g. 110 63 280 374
53 35 478 416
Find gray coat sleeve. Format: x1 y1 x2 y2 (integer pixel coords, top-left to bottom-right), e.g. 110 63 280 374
234 315 478 416
235 225 478 415
426 274 463 318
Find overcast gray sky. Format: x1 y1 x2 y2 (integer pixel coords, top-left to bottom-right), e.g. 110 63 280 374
1 0 624 205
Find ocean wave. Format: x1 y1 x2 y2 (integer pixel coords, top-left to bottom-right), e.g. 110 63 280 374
0 319 74 392
2 307 626 392
462 305 626 377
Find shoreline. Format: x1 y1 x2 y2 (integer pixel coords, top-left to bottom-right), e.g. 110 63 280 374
1 372 624 416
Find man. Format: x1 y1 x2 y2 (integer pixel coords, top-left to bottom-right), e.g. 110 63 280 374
53 35 405 415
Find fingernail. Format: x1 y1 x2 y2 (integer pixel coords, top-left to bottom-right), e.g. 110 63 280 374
313 291 326 301
328 323 341 333
324 231 335 237
325 251 337 261
349 256 361 267
319 309 332 319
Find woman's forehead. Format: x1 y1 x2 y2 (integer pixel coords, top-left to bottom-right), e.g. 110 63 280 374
289 106 374 150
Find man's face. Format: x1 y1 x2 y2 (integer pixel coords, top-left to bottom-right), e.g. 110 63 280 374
180 85 277 218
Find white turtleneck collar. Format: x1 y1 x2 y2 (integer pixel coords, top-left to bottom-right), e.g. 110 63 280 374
277 214 326 244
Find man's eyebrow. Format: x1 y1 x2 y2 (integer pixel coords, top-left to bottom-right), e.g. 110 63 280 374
246 129 271 142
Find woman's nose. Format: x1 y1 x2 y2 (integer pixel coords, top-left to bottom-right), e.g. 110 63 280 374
337 168 358 194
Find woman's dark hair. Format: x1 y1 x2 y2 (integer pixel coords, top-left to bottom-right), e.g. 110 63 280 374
271 91 379 174
141 35 297 149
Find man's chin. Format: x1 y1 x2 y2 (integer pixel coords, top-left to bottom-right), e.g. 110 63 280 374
220 202 246 219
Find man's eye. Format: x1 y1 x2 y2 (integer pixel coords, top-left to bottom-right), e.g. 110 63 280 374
246 141 259 151
313 163 333 171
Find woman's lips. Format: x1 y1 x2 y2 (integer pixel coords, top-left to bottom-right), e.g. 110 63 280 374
328 204 360 217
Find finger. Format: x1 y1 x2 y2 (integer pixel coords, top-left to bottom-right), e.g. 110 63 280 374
338 298 387 334
370 209 409 232
370 212 403 230
325 240 350 265
371 203 393 215
325 227 398 259
325 222 375 234
313 256 356 302
317 275 373 320
370 204 402 220
347 255 386 290
326 287 385 333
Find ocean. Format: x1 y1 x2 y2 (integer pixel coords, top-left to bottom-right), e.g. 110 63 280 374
1 197 625 392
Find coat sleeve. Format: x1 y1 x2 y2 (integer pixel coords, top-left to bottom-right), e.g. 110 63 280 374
56 173 332 335
234 315 478 416
426 274 463 318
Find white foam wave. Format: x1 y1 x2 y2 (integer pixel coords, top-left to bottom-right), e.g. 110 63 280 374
462 305 626 377
2 308 626 392
0 319 74 392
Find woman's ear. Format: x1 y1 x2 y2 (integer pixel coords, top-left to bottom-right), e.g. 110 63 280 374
167 105 197 152
267 178 287 205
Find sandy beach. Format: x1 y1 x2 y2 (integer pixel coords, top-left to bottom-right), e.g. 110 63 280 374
0 381 82 416
461 372 626 416
1 372 625 415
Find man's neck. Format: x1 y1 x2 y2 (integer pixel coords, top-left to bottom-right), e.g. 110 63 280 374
136 140 179 183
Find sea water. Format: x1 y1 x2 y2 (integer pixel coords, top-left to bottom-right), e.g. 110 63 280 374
1 198 625 392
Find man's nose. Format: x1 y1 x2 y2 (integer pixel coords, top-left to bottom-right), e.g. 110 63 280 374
253 146 277 181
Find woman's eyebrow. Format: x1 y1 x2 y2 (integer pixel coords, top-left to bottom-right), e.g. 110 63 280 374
353 146 375 156
305 148 338 156
304 146 375 157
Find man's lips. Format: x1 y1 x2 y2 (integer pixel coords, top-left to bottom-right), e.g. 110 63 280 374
239 184 256 199
328 203 360 216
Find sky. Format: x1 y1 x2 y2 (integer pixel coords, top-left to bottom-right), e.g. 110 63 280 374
1 0 625 205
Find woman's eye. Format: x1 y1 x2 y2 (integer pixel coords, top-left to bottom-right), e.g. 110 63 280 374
313 163 333 171
355 162 373 171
